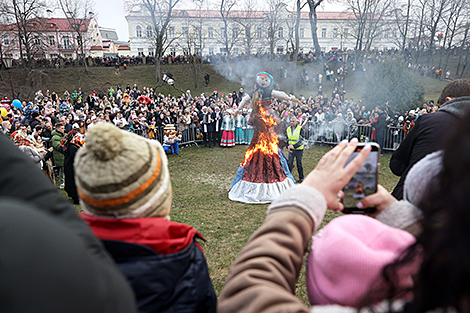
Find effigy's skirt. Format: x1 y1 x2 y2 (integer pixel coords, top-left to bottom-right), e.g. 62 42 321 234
229 149 295 204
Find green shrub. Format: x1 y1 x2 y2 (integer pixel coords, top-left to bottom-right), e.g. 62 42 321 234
363 60 424 113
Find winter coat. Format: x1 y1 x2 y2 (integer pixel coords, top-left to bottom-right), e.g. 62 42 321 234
0 132 137 313
80 214 217 313
390 96 470 199
51 129 65 167
218 185 419 313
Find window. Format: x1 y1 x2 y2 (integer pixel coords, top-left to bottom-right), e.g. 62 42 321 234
220 27 226 39
76 35 82 46
34 36 41 46
208 27 214 38
277 46 283 54
209 47 214 54
245 27 251 38
232 27 239 38
182 26 188 37
278 27 283 38
148 48 154 56
384 30 389 38
300 28 304 38
392 29 397 38
288 27 293 38
136 25 142 37
332 28 338 38
169 26 175 37
138 48 144 56
63 36 71 49
344 28 349 38
146 26 152 37
220 47 227 53
321 28 327 38
233 47 239 55
195 27 201 38
2 35 9 46
256 26 262 38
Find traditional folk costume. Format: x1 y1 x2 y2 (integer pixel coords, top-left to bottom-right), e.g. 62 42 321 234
229 72 300 204
244 110 254 144
234 113 245 144
220 111 235 147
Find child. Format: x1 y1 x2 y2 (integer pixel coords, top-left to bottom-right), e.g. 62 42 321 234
75 123 217 313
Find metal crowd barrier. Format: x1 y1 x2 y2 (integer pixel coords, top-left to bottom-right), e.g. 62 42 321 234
133 122 405 152
304 122 404 152
132 125 202 147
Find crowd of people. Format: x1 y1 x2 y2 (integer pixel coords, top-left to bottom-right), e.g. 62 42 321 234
1 78 470 313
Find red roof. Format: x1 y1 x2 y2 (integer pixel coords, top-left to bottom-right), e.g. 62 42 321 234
0 17 92 33
118 46 130 50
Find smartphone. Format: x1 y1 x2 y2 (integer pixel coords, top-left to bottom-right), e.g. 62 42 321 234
341 143 380 214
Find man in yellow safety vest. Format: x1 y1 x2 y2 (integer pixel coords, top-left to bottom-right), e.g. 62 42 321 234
287 117 305 183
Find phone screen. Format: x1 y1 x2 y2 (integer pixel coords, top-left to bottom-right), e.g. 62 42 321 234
342 145 379 214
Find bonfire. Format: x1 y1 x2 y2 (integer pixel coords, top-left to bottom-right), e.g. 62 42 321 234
229 102 295 204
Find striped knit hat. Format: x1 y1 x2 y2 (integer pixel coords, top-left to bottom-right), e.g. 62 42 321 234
74 123 172 219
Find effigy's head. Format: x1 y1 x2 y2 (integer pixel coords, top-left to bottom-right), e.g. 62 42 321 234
256 72 274 88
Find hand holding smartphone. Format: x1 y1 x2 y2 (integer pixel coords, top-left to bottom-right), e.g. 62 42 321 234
341 143 380 214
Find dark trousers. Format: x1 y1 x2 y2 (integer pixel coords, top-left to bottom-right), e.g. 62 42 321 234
288 149 304 181
375 131 384 153
214 131 221 145
203 131 213 147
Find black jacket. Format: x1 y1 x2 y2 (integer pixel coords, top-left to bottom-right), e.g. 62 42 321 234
102 239 217 313
390 96 470 199
0 133 136 313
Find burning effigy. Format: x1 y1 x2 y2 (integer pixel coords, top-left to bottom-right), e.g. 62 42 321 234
229 72 298 204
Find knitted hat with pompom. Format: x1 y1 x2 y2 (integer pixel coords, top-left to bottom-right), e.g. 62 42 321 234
74 123 172 219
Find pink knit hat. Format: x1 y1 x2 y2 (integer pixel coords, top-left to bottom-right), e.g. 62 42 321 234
307 215 418 308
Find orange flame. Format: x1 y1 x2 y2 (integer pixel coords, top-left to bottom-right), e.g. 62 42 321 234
241 105 279 166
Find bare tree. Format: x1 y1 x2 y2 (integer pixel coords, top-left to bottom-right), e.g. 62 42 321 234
412 0 427 63
306 0 324 55
293 0 306 65
344 0 395 60
58 0 95 72
234 0 259 55
264 0 286 55
7 0 47 68
392 0 413 51
219 0 236 57
424 0 450 65
456 21 470 78
439 0 465 78
126 0 181 82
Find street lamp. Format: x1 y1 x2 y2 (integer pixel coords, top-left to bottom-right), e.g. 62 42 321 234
3 58 15 98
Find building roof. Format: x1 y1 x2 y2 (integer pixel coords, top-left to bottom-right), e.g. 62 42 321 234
126 9 357 21
0 17 92 33
100 27 119 40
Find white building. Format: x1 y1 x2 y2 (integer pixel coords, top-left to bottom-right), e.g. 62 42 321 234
125 6 400 57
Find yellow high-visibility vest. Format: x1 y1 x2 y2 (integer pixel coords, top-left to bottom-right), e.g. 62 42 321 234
287 125 304 150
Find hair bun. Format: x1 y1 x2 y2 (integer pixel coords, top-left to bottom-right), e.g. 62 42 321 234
86 123 124 161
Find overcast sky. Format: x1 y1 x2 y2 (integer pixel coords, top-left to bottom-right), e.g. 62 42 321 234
86 0 345 42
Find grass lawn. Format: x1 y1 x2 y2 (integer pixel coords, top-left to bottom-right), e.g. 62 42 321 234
59 143 398 305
